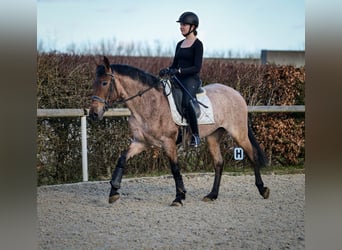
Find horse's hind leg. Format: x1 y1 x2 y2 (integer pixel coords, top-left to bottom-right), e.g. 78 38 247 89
203 129 225 202
233 127 270 199
108 142 146 203
248 127 270 198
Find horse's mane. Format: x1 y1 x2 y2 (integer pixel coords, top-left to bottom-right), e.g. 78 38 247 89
96 64 161 89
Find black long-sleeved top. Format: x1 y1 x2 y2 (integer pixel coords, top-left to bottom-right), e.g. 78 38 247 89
170 38 203 79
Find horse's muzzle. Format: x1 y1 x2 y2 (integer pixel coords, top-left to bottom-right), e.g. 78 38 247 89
89 106 106 121
89 99 107 121
89 111 99 121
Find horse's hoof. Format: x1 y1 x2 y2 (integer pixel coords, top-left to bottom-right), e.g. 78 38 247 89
262 187 270 199
108 194 120 203
170 198 183 207
170 201 183 206
202 196 215 202
202 193 217 202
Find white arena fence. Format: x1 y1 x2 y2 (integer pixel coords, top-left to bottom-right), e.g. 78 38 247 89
37 106 305 182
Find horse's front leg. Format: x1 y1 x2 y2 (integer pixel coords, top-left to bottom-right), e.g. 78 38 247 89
108 142 146 203
163 139 187 206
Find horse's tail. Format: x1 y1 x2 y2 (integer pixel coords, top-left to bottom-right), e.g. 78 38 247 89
248 125 268 168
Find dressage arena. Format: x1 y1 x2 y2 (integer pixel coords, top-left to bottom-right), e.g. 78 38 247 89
38 173 304 249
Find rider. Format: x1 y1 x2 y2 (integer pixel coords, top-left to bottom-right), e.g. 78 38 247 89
159 11 203 147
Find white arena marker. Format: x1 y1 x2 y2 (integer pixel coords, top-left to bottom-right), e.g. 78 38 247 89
234 147 244 160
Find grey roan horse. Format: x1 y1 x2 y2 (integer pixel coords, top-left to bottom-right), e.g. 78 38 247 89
89 56 270 206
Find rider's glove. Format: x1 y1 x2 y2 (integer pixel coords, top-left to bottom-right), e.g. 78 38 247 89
159 68 170 77
159 67 180 77
168 68 179 75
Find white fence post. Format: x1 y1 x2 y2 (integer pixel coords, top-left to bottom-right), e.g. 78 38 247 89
81 116 88 181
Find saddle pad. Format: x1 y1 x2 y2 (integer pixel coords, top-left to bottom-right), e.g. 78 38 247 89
163 80 215 126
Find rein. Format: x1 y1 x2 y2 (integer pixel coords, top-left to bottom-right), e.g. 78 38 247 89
119 85 154 103
91 72 154 109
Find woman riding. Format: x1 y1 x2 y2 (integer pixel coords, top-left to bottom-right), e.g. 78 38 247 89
159 11 203 147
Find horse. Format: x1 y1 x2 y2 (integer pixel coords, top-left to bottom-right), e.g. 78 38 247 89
89 56 270 206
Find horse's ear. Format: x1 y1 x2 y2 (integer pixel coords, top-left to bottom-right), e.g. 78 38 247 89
103 56 110 70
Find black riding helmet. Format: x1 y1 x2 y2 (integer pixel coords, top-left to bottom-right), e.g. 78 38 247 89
176 12 199 27
177 12 199 36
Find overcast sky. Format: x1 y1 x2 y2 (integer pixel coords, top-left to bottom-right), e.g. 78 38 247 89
37 0 305 57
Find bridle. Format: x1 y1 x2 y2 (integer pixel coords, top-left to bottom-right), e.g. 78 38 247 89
91 71 154 110
91 73 115 111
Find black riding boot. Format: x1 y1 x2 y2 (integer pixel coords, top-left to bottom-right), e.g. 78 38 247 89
186 102 200 147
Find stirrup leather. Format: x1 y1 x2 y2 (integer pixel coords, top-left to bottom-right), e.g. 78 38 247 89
190 134 200 147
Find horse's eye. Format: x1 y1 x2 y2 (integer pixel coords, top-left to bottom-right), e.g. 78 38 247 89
102 81 108 86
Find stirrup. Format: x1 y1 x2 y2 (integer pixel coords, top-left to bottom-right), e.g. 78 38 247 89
190 134 200 147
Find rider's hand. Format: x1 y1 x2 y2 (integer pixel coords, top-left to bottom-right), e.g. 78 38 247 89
159 68 169 77
168 68 179 75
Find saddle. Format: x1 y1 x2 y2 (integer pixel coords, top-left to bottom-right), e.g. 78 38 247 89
171 85 204 118
162 79 215 126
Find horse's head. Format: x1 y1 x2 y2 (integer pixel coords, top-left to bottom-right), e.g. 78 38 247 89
89 56 117 121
